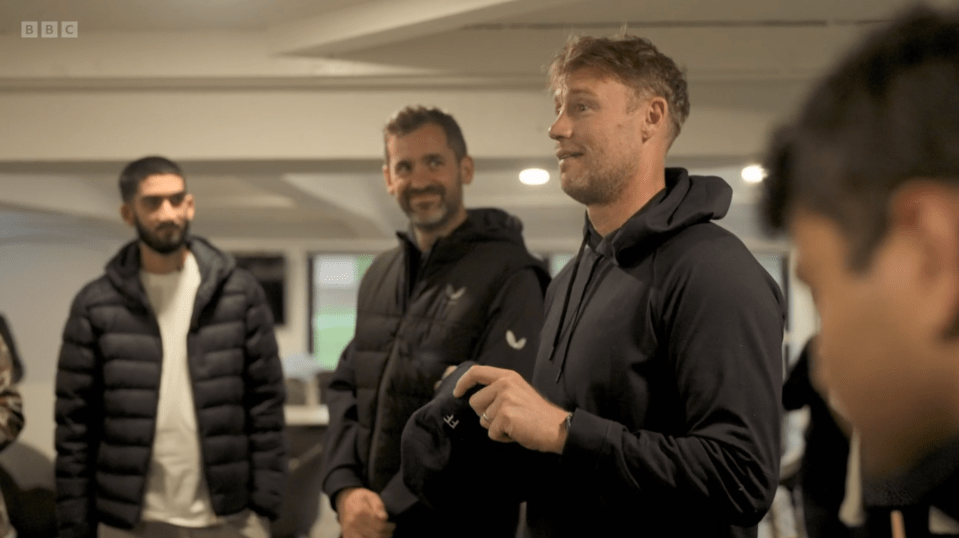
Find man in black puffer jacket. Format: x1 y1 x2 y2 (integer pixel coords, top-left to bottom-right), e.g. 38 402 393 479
319 106 550 538
55 156 286 538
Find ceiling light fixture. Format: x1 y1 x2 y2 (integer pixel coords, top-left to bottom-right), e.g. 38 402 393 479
519 168 549 185
741 164 767 184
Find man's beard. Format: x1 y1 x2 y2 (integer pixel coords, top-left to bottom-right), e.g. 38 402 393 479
402 181 460 232
135 217 190 255
560 159 634 207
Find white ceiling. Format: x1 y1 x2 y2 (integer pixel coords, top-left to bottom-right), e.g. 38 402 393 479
0 0 946 251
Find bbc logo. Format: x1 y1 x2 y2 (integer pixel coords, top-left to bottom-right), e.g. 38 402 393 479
21 21 78 38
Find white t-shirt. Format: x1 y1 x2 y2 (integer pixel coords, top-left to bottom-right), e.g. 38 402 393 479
139 252 218 527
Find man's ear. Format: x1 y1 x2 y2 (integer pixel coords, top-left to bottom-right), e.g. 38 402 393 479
383 164 396 195
184 193 196 221
120 202 134 227
459 156 474 186
889 182 959 336
642 97 669 142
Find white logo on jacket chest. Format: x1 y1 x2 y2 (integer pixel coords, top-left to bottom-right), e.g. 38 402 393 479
506 330 526 350
445 284 466 304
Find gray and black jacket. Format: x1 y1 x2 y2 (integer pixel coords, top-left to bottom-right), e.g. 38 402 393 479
55 236 286 538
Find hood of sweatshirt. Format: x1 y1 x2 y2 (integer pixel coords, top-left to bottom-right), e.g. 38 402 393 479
397 207 532 265
546 168 733 377
590 167 732 265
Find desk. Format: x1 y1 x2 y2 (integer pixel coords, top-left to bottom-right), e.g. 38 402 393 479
284 404 329 427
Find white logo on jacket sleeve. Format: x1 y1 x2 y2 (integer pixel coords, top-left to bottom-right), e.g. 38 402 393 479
443 414 459 429
445 284 466 301
506 330 526 350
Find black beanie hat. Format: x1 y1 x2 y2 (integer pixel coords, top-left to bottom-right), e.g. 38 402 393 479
400 361 542 510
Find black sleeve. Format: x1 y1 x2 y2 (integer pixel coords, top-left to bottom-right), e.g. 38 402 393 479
319 341 367 510
54 290 102 538
469 268 547 381
243 278 288 519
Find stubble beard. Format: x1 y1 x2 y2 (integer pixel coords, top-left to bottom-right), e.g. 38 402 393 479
403 176 463 233
560 158 634 207
135 217 190 255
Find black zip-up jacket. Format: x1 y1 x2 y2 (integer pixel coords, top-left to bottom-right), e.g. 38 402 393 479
54 237 287 538
526 169 785 537
320 208 549 537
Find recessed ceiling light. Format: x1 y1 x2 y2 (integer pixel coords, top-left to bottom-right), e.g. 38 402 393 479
519 168 549 185
741 164 767 184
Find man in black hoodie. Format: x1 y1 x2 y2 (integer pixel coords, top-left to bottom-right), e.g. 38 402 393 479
452 35 786 537
319 106 549 538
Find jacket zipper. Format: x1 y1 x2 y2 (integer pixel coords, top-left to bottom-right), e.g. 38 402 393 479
366 333 403 487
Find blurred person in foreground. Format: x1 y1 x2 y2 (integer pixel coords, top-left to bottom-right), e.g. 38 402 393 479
761 5 959 533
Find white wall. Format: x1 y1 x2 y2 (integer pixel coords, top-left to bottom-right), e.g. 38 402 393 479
0 238 125 459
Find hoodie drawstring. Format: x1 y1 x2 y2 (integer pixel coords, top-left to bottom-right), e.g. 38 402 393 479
548 228 602 382
547 233 586 363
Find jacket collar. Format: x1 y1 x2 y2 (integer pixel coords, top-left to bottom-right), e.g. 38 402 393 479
396 208 527 266
105 235 236 318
